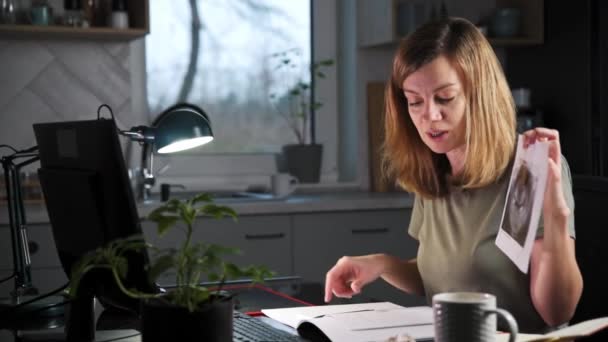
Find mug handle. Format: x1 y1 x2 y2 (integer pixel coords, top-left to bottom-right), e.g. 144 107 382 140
486 308 518 342
289 175 299 189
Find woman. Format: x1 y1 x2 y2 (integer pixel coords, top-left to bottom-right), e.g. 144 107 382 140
324 17 582 333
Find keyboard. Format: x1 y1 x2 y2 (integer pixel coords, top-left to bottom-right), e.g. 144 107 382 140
233 311 305 341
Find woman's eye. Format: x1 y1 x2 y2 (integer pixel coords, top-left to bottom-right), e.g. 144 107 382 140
408 100 423 107
436 96 455 104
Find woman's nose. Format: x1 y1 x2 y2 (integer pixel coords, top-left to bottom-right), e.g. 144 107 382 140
424 102 443 121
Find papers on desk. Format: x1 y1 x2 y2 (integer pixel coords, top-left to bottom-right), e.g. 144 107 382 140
262 302 434 342
503 317 608 342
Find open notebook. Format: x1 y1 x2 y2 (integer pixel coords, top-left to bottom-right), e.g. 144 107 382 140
263 302 608 342
262 302 434 342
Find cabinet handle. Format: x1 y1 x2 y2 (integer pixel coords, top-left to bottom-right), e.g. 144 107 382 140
351 227 389 235
245 233 285 240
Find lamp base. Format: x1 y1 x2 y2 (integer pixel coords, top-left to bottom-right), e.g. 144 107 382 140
0 295 66 330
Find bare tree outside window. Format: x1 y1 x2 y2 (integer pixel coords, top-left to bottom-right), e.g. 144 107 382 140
146 0 311 154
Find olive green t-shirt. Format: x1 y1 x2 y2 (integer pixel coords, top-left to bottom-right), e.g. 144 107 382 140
408 159 575 333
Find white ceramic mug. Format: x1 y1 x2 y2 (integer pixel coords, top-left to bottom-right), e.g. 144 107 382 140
433 292 518 342
271 173 298 198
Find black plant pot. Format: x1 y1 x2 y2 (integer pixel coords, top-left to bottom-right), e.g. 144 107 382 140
141 295 233 342
282 144 323 183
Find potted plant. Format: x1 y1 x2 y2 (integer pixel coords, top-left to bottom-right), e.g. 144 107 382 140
67 193 273 342
270 49 334 183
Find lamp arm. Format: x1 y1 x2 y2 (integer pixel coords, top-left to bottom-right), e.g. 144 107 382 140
119 126 156 143
1 147 41 295
119 126 157 202
135 142 155 202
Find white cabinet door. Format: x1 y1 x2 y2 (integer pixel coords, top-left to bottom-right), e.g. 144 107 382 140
142 215 293 286
193 215 293 277
293 209 426 306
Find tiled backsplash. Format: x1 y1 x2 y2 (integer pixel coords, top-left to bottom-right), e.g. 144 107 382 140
0 39 146 154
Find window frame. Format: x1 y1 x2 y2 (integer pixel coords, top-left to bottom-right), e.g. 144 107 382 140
136 0 340 192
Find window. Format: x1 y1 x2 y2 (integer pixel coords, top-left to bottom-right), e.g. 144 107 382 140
144 0 339 190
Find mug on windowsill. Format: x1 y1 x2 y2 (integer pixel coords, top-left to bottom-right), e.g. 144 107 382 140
433 292 518 342
271 173 299 198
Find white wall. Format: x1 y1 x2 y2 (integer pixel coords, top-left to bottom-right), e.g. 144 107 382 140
0 38 146 170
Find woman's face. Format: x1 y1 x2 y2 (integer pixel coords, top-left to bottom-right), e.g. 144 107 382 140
402 55 467 154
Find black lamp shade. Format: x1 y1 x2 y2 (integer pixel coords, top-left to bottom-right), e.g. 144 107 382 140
154 106 214 154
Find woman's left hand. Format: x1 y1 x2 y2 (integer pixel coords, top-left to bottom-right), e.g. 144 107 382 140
522 128 571 226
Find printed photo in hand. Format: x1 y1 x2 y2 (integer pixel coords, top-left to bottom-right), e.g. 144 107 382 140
496 134 549 273
502 160 535 246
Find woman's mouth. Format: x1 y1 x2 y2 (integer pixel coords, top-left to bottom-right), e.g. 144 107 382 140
427 131 447 140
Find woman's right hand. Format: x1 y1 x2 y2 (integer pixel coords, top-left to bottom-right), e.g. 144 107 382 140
324 254 386 303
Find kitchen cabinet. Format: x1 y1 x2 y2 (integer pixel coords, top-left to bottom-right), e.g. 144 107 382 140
357 0 544 48
293 209 426 307
141 215 293 286
0 0 148 41
0 205 418 305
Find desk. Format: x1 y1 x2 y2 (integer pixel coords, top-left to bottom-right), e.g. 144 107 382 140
0 277 319 342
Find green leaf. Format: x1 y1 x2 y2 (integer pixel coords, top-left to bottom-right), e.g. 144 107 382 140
147 255 175 284
191 193 213 205
149 199 181 217
223 262 244 279
207 273 220 282
207 243 241 257
154 216 180 236
199 204 237 220
189 287 211 310
114 256 128 279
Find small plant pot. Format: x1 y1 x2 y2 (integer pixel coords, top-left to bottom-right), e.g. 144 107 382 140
282 144 323 183
141 295 233 342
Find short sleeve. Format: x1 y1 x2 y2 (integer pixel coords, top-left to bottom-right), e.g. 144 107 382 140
536 156 576 239
408 195 424 240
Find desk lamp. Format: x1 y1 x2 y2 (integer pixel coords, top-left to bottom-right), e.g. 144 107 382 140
0 103 213 320
119 103 214 201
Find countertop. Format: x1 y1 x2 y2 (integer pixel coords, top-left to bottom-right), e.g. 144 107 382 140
0 191 414 225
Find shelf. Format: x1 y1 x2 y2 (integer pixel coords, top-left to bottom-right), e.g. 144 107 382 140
0 0 148 41
357 0 544 48
488 37 544 46
0 24 148 41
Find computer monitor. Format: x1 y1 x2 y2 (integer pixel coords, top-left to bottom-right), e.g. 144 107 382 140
33 119 155 313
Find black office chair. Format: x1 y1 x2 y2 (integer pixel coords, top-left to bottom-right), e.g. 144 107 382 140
571 175 608 341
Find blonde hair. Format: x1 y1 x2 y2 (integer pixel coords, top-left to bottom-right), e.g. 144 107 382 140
383 17 516 198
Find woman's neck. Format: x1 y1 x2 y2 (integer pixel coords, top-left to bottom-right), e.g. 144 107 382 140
446 145 467 176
